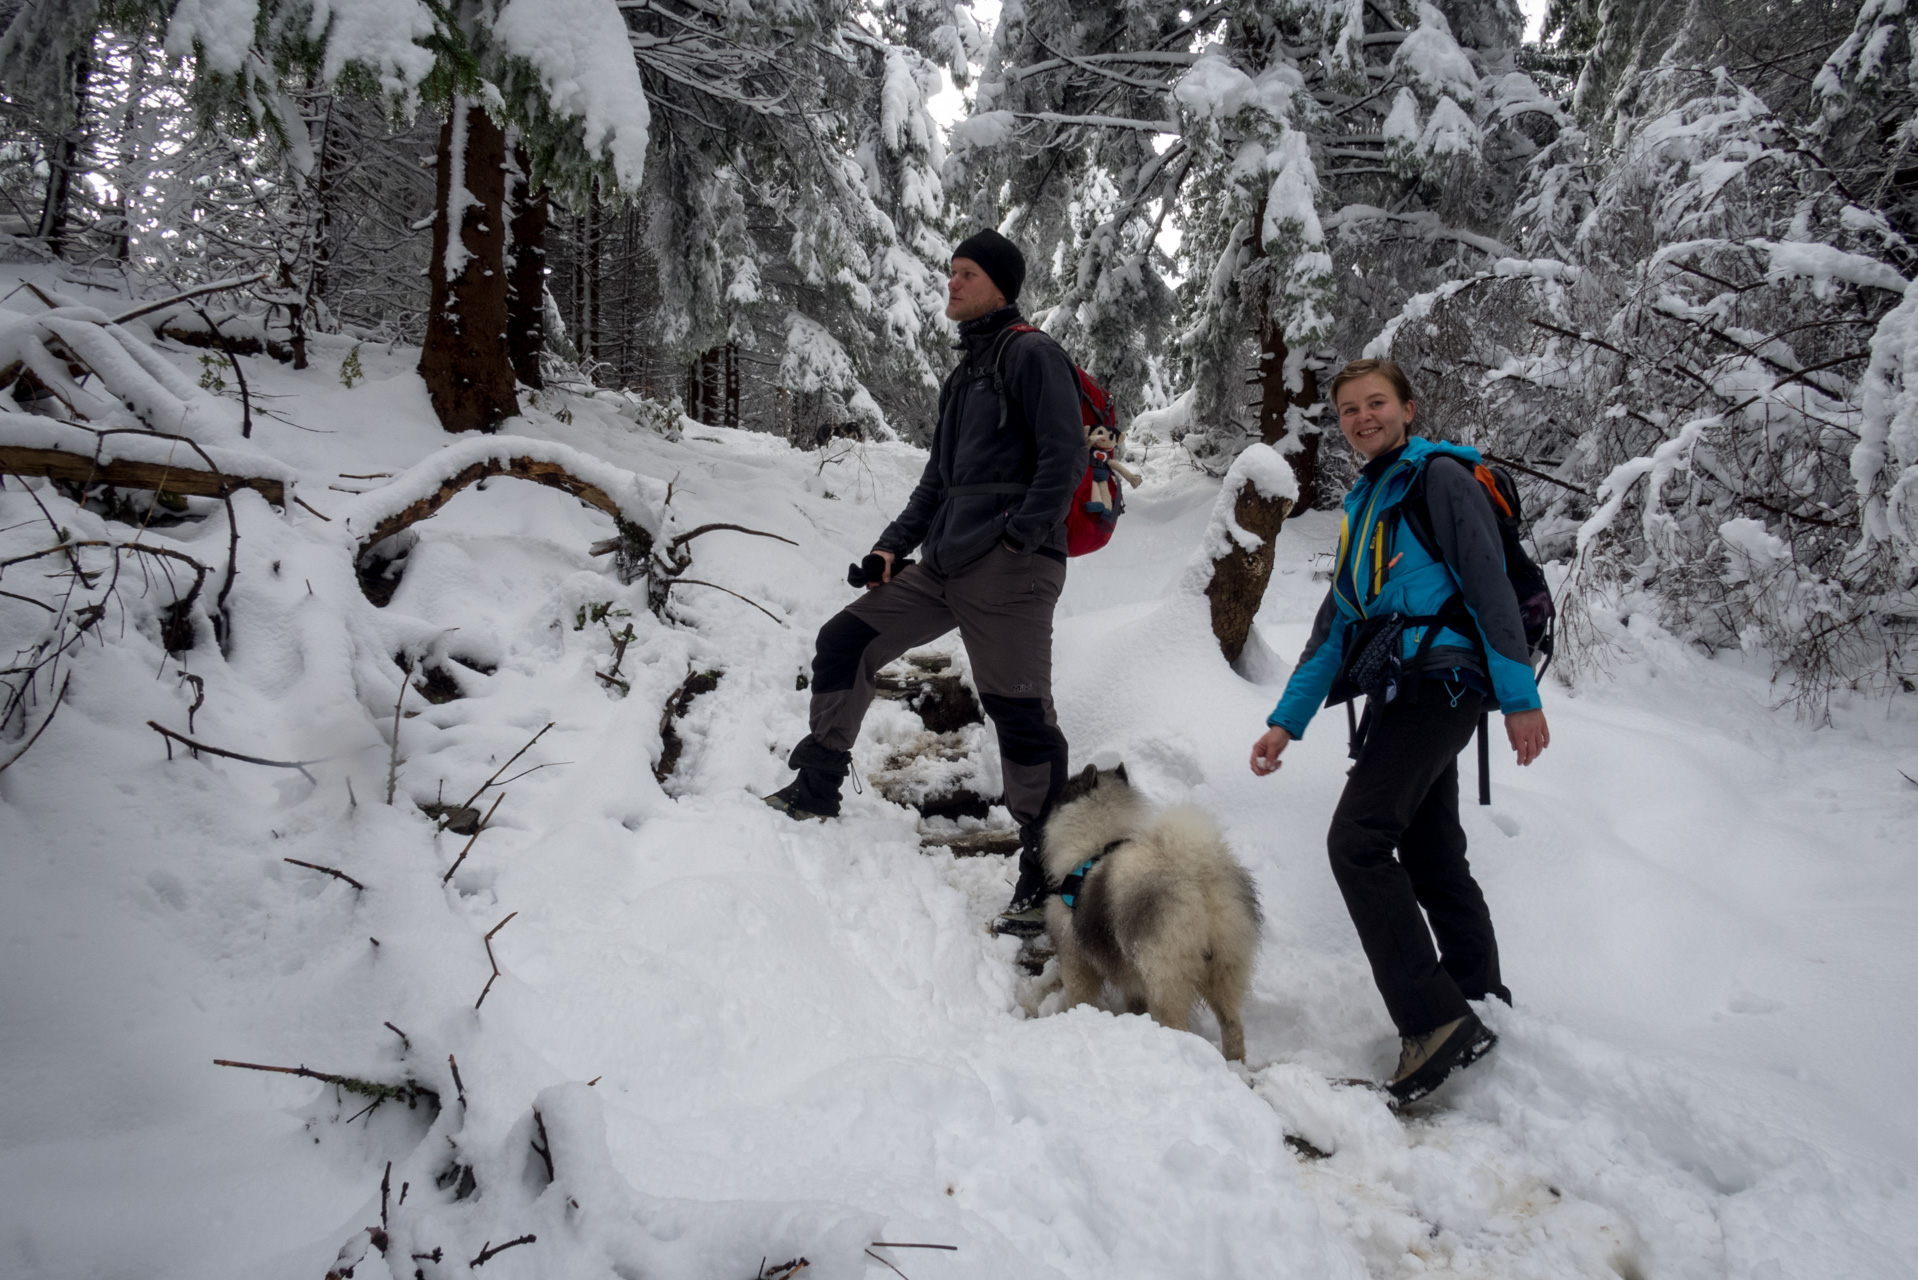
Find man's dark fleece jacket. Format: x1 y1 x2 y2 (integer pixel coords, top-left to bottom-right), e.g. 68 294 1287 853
876 306 1088 575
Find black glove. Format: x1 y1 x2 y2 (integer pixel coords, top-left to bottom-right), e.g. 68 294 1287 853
846 553 913 588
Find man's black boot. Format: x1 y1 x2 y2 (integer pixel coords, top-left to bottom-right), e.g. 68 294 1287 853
763 736 850 821
992 824 1051 937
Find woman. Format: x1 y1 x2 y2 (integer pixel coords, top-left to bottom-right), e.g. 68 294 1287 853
1250 359 1550 1103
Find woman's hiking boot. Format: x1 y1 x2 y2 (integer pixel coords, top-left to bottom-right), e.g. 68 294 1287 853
762 737 850 821
1386 1008 1497 1105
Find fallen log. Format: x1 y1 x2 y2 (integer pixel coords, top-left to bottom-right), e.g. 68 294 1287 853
350 455 633 555
0 443 286 507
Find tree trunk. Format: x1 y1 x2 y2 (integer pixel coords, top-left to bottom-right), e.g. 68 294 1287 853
505 141 547 390
1205 312 1311 667
724 342 740 428
419 98 517 434
1205 473 1294 666
39 45 91 259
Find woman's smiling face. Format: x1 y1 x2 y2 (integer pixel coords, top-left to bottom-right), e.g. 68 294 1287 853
1336 373 1416 461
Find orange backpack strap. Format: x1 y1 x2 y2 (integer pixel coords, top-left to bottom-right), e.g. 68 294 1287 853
1472 464 1513 518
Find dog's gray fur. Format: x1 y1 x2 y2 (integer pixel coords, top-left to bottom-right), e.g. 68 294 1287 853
1041 764 1262 1061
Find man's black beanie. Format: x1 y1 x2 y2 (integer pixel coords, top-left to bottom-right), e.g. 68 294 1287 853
952 229 1025 304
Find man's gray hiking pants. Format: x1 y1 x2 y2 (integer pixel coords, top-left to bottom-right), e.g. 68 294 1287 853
805 549 1069 839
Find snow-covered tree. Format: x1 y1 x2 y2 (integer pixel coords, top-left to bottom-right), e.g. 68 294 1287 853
1361 2 1918 707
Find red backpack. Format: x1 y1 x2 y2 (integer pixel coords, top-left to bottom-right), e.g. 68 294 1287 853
997 323 1123 556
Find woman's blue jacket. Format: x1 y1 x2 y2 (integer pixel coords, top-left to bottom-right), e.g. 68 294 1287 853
1267 436 1542 738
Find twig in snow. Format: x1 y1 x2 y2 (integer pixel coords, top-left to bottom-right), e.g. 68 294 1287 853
870 1244 958 1251
666 522 798 557
293 496 331 521
1901 769 1917 788
381 1162 392 1228
660 578 785 625
386 657 409 805
147 720 323 784
283 858 366 892
442 792 505 885
448 1054 466 1107
177 671 204 734
475 912 517 1009
530 1107 555 1181
384 1022 410 1052
459 722 554 809
212 1059 438 1108
0 672 68 775
865 1250 912 1280
469 1235 536 1268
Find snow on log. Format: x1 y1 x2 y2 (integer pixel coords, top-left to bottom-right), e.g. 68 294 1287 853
335 436 673 558
1194 443 1299 665
0 307 244 441
0 419 296 507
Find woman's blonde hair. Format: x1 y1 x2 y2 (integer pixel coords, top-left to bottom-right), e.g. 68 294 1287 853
1328 358 1417 408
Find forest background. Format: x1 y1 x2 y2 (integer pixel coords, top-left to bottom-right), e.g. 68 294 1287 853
2 0 1915 708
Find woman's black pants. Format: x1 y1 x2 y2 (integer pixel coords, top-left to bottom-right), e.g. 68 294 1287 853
1328 688 1511 1037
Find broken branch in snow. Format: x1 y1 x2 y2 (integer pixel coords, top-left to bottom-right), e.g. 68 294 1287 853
459 722 554 809
469 1235 536 1268
530 1107 555 1182
475 911 518 1009
212 1059 439 1109
665 521 797 558
148 720 323 784
283 858 366 892
448 1054 466 1107
442 792 505 885
384 1022 410 1052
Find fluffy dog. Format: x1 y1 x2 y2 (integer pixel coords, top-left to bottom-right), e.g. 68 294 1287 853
1041 764 1262 1061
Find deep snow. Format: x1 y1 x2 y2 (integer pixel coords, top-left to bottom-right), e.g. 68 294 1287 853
2 280 1916 1279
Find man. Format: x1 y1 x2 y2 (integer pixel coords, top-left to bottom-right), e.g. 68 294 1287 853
1249 358 1549 1104
765 230 1088 937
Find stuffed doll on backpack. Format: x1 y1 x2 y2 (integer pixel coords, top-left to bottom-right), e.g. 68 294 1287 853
1084 423 1142 516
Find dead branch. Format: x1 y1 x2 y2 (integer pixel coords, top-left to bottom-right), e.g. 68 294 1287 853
869 1244 958 1251
660 578 786 625
475 911 518 1009
283 858 366 891
459 722 554 809
193 306 252 438
384 1022 410 1052
0 672 69 774
212 1059 439 1108
381 1161 392 1228
177 672 205 734
666 522 798 557
442 792 505 884
448 1053 466 1106
469 1235 536 1268
148 720 324 784
864 1250 911 1280
530 1107 555 1181
352 457 628 553
109 271 271 324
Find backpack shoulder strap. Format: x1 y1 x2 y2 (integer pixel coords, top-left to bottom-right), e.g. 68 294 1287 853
988 322 1054 433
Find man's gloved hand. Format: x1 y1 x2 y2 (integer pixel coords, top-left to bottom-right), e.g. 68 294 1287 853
847 550 912 589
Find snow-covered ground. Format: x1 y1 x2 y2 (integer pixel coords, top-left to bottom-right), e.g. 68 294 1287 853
2 283 1915 1279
